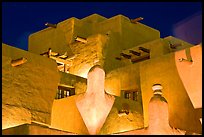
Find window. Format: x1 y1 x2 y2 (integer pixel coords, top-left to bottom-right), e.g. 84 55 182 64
55 86 75 99
122 90 138 101
125 92 130 99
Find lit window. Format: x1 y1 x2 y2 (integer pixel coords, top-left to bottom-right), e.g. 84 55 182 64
122 90 138 101
55 86 75 99
66 91 70 96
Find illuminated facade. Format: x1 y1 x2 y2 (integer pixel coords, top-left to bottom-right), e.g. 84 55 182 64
2 14 202 135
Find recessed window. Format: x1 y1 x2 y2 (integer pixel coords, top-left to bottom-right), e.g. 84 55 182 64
55 86 75 99
122 90 138 101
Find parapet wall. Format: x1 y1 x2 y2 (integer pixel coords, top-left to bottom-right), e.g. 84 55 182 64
28 14 160 76
2 43 60 129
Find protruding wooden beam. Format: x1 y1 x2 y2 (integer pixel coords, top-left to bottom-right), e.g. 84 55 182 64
115 57 122 60
66 54 77 61
139 47 150 53
64 64 68 73
11 57 27 67
120 53 132 59
129 50 141 56
178 58 193 63
131 54 150 63
130 17 144 24
51 51 59 56
57 64 65 71
40 48 51 57
50 56 72 65
59 55 68 59
45 22 57 28
75 36 87 44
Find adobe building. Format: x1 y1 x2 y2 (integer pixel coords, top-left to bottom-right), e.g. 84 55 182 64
2 14 202 135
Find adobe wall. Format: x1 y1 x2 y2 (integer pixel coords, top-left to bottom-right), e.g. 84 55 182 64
28 14 160 77
140 50 202 133
2 43 60 129
174 44 202 109
2 123 76 135
51 96 89 134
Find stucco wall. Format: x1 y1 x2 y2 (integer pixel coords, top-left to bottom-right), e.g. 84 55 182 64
2 43 60 129
51 95 144 135
175 44 202 109
51 96 89 135
140 52 202 133
98 14 160 73
104 42 201 134
28 14 160 77
28 26 74 56
105 63 140 96
68 34 108 78
99 97 144 134
59 72 87 95
2 123 76 135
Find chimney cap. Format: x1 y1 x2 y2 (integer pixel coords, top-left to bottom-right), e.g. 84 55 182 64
152 84 163 92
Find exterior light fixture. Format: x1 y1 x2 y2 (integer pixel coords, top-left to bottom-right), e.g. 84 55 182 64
178 58 193 62
118 103 130 117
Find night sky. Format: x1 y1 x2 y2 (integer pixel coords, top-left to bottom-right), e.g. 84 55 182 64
2 2 202 51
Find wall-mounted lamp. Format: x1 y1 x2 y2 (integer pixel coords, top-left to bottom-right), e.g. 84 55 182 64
118 103 130 117
178 58 193 62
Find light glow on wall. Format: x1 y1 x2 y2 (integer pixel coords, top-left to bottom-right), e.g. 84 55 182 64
2 122 30 130
76 64 93 78
200 118 202 125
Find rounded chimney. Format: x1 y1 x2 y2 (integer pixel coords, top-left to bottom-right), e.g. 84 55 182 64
148 84 171 134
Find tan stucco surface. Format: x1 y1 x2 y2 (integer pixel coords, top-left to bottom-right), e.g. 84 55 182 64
51 95 144 135
175 44 202 109
59 72 87 95
99 97 144 134
68 34 108 78
140 52 202 133
2 43 60 129
51 96 89 135
28 14 160 77
105 63 140 96
2 123 76 135
28 25 74 56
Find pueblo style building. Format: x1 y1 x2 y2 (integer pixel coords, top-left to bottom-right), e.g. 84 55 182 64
2 14 202 135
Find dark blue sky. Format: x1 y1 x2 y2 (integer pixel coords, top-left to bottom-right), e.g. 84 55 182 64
2 2 202 50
